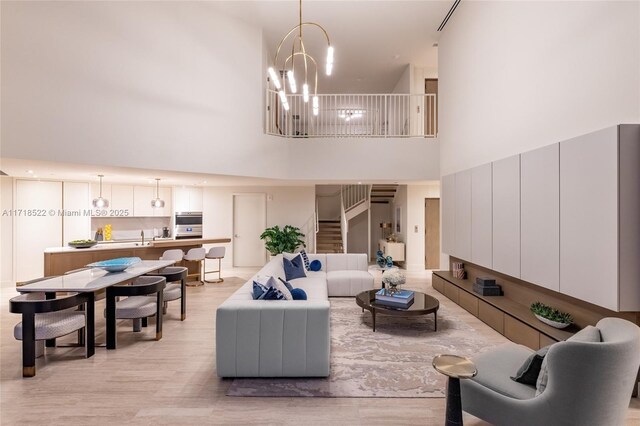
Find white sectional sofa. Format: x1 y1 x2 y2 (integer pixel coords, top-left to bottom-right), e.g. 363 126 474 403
216 253 374 378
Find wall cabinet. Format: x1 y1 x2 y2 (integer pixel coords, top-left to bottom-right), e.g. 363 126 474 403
16 180 62 282
560 125 640 311
133 185 155 217
454 170 471 261
492 155 520 278
378 240 405 262
91 184 172 217
174 187 203 213
471 163 492 268
441 174 455 254
521 143 559 292
111 185 134 214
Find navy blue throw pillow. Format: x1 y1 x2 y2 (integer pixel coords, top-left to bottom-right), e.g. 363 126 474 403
252 280 269 300
309 259 322 272
278 277 294 291
283 255 307 281
262 286 287 300
290 288 308 300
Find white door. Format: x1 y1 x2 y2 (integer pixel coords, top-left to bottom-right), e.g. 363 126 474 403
233 194 266 267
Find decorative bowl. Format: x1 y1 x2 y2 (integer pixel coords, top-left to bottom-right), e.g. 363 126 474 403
68 240 98 249
87 257 141 272
534 314 571 329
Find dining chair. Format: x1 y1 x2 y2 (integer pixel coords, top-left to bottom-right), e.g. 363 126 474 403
183 248 206 286
145 266 188 320
204 246 226 283
10 292 94 377
105 276 166 349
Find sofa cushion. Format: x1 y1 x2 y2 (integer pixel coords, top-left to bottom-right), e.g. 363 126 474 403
307 254 327 271
511 345 551 385
468 343 537 400
284 255 307 281
290 288 308 300
291 275 328 300
326 253 368 272
326 270 375 297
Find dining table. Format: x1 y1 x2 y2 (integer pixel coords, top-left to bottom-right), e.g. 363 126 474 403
16 260 176 354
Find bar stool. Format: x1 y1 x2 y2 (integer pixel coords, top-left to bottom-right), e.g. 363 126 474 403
146 266 188 320
183 248 206 287
160 249 184 262
204 247 226 283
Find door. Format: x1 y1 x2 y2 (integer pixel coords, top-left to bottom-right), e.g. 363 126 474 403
425 198 440 269
233 194 267 267
425 78 438 136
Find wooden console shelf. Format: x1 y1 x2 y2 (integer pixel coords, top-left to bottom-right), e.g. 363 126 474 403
433 271 574 346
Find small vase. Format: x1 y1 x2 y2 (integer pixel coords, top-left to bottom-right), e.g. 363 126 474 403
385 256 393 268
376 257 386 268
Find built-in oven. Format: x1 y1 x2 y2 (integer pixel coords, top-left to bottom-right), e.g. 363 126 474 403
174 212 203 239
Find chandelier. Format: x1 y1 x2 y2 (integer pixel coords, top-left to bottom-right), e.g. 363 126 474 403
267 0 333 115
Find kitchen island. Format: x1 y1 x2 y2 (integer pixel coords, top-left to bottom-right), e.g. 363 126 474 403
43 238 231 278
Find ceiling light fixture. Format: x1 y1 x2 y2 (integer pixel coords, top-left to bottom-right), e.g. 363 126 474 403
268 0 333 116
92 175 110 208
151 178 165 208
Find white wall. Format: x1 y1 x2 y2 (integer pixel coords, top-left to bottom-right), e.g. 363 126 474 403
405 183 440 271
347 210 369 255
1 1 440 183
202 186 315 270
439 1 640 176
1 177 14 287
370 202 392 258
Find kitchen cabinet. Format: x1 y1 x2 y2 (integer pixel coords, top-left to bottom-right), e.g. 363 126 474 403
492 155 520 278
133 185 155 217
111 185 134 215
63 182 90 243
471 163 492 268
16 180 62 282
441 174 455 255
560 125 640 311
521 143 559 292
174 187 203 212
156 187 172 217
90 182 111 216
454 170 471 261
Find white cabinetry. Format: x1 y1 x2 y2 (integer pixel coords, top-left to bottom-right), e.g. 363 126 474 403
559 126 639 311
521 144 559 292
378 240 405 262
156 187 172 217
16 180 62 282
174 187 203 212
454 170 472 260
492 155 520 278
63 182 91 243
471 163 492 268
133 186 155 217
441 174 455 255
111 185 134 214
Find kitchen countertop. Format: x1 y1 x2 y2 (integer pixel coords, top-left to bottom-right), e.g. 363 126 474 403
44 238 231 254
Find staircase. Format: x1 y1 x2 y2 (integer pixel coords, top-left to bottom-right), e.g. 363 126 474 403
316 220 343 253
370 184 399 204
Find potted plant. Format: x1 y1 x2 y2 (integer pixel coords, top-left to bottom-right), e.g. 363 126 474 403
530 302 573 329
260 225 306 258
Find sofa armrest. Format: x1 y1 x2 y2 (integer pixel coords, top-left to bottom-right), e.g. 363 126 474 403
216 300 330 378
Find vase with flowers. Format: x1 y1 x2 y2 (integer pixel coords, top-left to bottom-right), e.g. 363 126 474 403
382 269 406 295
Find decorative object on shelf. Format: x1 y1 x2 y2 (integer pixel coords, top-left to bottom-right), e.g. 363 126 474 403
259 225 306 256
530 302 573 329
385 255 393 268
376 250 386 268
452 261 466 279
472 277 502 296
104 224 112 241
151 178 165 208
92 174 110 208
68 239 98 249
268 0 334 115
386 233 399 243
382 268 405 295
380 222 392 241
87 257 141 273
94 227 104 241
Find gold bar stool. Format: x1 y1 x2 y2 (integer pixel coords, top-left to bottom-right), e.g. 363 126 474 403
204 247 226 283
183 247 206 287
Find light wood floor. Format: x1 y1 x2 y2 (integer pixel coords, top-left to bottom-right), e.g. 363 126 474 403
1 269 639 425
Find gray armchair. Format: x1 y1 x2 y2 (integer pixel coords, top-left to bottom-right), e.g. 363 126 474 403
461 318 640 426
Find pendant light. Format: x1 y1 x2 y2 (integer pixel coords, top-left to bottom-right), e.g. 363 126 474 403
92 175 110 208
151 178 165 208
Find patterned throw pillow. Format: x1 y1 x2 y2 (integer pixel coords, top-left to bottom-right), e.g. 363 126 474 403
252 276 292 300
299 249 311 270
252 280 270 300
262 286 287 300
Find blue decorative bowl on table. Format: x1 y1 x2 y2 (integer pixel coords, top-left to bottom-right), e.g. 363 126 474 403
87 257 141 273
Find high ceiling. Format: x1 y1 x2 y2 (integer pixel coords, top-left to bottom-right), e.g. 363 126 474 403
217 1 453 93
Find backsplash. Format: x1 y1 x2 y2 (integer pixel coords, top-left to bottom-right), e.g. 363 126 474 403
91 217 171 241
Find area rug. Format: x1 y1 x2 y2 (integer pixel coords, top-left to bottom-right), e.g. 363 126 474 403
226 298 493 398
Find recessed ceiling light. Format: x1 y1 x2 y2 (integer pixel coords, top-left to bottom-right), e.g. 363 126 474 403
393 54 400 60
26 170 34 174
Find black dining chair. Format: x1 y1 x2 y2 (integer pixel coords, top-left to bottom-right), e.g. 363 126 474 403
145 266 188 321
105 276 166 350
9 292 94 377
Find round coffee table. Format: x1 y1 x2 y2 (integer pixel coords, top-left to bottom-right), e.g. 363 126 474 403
433 354 477 426
355 289 439 332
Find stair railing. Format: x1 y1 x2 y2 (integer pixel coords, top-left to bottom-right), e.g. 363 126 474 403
341 184 370 213
340 194 348 253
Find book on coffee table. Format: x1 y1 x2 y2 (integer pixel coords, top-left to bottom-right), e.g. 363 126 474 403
375 289 415 305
